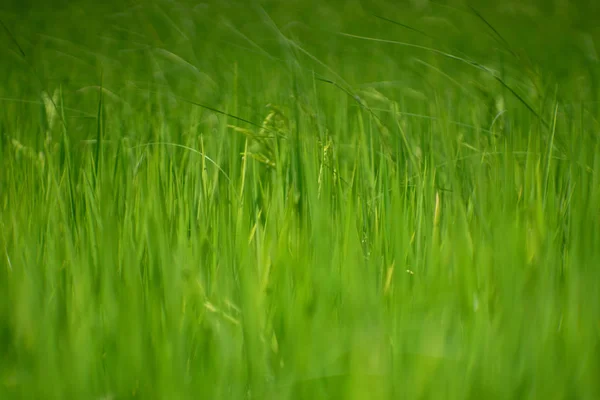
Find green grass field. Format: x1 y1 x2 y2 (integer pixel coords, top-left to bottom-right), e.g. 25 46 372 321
1 0 599 398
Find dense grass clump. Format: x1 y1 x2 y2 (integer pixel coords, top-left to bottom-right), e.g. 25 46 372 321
1 1 599 399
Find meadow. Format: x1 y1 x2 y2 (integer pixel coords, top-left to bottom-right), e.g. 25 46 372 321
1 0 599 398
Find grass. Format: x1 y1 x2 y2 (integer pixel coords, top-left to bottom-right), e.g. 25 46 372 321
0 0 599 399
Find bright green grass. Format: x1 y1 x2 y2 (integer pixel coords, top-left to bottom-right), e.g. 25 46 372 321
1 1 599 399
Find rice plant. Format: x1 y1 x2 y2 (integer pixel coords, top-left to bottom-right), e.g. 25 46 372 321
0 1 598 399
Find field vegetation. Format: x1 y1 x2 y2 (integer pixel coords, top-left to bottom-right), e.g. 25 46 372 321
1 1 599 399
